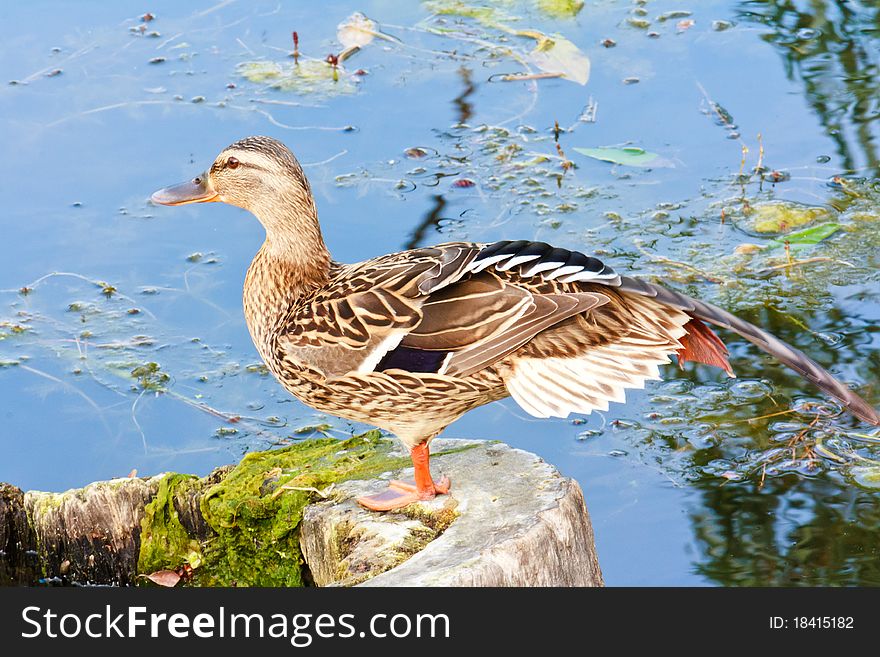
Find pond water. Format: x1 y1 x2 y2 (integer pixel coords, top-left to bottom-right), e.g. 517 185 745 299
1 0 879 586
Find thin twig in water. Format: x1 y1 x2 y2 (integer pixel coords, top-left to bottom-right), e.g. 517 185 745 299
755 133 764 172
131 389 148 453
155 33 183 50
251 98 315 108
12 271 157 320
492 72 563 82
236 38 256 57
723 408 795 425
20 45 96 83
19 364 114 438
190 0 235 19
164 391 280 441
242 106 354 132
632 241 727 284
337 45 361 63
757 257 855 273
44 100 178 130
303 150 348 168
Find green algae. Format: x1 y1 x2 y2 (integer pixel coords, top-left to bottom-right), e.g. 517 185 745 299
237 60 358 97
138 474 203 577
746 201 832 234
137 430 414 587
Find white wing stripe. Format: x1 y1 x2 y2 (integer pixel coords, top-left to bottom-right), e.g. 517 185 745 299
469 253 513 272
544 265 585 280
356 333 405 373
558 270 602 283
521 261 566 276
496 254 541 270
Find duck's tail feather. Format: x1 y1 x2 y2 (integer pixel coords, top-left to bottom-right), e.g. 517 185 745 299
618 276 880 426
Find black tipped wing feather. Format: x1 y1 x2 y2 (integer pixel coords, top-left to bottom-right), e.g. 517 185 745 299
618 276 880 426
451 240 878 424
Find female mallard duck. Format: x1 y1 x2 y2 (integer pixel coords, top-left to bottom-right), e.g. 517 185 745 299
152 136 879 511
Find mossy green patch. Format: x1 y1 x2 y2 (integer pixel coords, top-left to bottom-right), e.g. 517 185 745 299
138 474 203 577
137 430 413 587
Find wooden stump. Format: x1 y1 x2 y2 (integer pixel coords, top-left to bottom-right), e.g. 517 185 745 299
0 439 602 587
302 440 603 587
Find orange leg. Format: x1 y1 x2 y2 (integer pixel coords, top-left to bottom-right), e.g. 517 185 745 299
357 442 451 512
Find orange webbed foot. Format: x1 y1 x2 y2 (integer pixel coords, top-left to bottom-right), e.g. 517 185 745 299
389 476 451 496
357 477 451 512
357 442 450 512
356 487 423 512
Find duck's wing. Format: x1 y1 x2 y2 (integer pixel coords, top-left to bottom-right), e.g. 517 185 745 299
283 239 878 425
460 241 879 425
283 242 478 355
282 241 610 376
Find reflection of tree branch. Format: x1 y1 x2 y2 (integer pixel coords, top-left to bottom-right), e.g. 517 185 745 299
453 67 475 123
405 194 446 249
690 475 880 585
737 0 880 173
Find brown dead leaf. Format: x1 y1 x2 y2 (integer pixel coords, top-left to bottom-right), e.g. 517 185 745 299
142 570 181 587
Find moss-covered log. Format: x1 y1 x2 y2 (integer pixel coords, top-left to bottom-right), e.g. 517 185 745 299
0 435 603 587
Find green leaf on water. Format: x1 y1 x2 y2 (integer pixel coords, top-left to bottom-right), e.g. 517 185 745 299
529 34 590 84
535 0 584 19
769 222 841 248
748 201 831 234
572 146 667 167
850 465 880 490
294 423 334 435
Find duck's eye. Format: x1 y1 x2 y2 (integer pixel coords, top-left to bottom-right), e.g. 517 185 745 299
227 157 240 170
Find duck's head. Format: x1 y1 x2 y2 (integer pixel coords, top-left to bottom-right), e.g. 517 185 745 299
151 136 319 240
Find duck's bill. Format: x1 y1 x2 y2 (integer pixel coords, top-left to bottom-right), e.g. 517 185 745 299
151 176 218 206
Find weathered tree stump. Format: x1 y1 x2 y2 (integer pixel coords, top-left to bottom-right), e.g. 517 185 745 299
303 440 603 586
0 438 602 587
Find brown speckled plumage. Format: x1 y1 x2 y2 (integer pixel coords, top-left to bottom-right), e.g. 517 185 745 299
154 137 880 460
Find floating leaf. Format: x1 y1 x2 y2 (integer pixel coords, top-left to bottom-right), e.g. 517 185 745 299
850 465 880 490
131 362 170 390
529 34 590 84
769 222 841 247
427 1 588 84
748 201 831 234
237 60 356 96
733 243 764 255
572 146 668 167
657 10 693 22
337 12 378 49
142 570 181 587
535 0 584 19
294 423 333 435
425 0 506 23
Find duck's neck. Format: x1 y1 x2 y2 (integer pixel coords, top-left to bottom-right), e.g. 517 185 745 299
242 188 332 357
252 182 332 282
